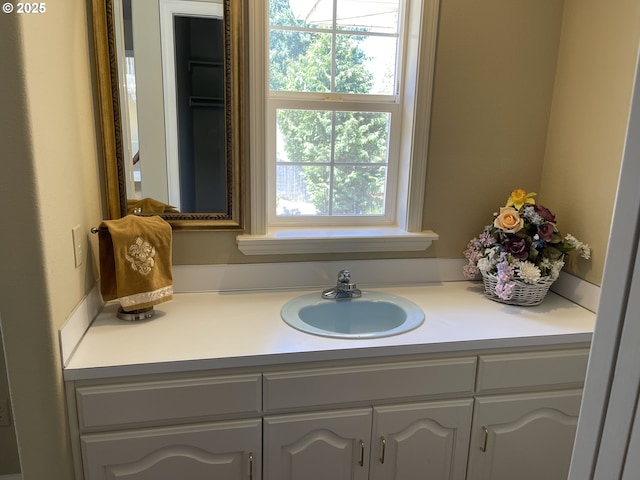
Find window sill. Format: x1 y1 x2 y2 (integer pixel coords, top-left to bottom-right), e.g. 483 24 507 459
236 228 438 255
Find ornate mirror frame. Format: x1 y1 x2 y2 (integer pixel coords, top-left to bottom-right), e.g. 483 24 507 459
92 0 246 230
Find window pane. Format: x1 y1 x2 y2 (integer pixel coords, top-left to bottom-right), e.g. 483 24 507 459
270 0 328 29
277 165 330 216
337 0 400 33
269 30 332 92
334 111 390 163
277 109 332 163
276 108 390 217
335 34 397 95
333 165 386 215
279 0 401 33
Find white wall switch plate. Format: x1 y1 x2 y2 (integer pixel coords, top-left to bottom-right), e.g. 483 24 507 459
72 225 83 268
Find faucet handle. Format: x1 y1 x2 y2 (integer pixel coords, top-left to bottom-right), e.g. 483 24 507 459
337 269 351 284
322 269 361 299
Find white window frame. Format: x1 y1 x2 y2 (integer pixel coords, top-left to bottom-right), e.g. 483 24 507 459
267 9 404 227
237 0 440 255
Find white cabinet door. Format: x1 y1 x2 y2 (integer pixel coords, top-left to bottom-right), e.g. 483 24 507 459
263 408 372 480
370 399 474 480
466 390 582 480
81 419 261 480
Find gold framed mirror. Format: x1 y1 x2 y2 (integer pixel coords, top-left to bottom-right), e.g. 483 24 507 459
92 0 245 229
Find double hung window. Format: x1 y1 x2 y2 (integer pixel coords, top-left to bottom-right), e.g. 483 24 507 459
268 0 403 225
238 0 439 254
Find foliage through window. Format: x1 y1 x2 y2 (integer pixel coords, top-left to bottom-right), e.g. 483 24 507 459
268 0 403 222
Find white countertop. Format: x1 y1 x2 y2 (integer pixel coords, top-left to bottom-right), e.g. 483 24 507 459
63 281 596 381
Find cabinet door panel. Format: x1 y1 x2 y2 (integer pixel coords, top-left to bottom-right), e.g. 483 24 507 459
82 419 261 480
106 447 241 479
467 390 582 480
371 400 473 480
264 408 372 480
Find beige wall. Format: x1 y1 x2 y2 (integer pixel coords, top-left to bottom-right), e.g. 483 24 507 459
425 0 640 285
540 0 640 284
0 13 41 478
424 0 564 259
21 0 103 320
0 0 102 477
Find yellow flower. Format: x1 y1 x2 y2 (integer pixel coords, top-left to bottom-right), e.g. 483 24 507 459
506 189 536 209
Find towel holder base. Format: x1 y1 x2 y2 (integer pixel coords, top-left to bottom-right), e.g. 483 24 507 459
117 306 155 321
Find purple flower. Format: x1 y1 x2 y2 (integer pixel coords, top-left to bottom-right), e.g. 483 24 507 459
495 255 515 300
504 237 529 260
537 223 555 242
495 280 515 300
534 204 556 223
478 230 496 247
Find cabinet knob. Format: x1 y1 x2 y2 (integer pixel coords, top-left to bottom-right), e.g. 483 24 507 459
359 440 365 467
249 452 254 480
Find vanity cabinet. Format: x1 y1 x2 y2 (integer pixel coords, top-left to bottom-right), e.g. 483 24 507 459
371 400 474 480
466 390 581 480
465 349 588 480
262 357 476 480
72 373 262 480
67 347 589 480
263 400 473 480
264 408 373 480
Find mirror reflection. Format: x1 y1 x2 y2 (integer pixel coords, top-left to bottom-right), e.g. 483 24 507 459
94 0 244 228
119 0 227 213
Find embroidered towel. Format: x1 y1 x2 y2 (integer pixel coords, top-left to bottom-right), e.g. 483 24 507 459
98 215 173 312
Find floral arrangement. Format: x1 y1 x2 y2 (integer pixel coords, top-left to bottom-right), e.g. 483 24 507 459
463 189 591 301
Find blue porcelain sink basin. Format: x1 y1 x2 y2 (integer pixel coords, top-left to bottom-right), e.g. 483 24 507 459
281 291 425 339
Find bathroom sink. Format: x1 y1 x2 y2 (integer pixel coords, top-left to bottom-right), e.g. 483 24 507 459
281 291 425 339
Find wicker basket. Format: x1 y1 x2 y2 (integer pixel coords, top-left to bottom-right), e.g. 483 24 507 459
481 271 556 306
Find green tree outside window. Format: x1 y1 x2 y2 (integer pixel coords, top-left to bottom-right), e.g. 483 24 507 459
270 0 392 216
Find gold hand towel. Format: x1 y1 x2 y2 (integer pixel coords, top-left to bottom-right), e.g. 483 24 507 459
98 215 173 312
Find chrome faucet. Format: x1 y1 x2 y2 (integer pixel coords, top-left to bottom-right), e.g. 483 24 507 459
322 269 362 300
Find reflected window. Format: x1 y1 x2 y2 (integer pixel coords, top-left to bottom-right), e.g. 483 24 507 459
124 55 141 198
